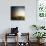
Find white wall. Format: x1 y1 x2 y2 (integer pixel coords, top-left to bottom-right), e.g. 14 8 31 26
1 0 46 42
0 0 36 34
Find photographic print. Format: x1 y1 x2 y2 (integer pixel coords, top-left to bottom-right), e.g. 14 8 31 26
11 6 25 20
